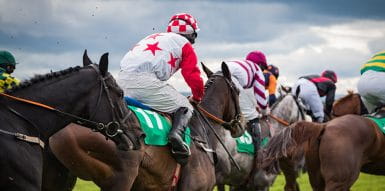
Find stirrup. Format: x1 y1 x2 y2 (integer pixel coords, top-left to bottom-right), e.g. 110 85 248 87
170 141 191 156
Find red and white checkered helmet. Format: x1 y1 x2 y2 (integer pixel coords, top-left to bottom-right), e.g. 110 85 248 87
167 13 200 35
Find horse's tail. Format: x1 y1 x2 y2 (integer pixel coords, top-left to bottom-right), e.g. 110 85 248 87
261 121 324 173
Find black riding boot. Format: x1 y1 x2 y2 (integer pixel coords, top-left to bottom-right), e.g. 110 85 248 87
168 107 191 165
247 118 262 156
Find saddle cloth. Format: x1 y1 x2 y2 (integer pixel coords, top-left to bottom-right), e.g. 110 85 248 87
365 108 385 134
127 105 191 146
366 117 385 134
236 131 269 155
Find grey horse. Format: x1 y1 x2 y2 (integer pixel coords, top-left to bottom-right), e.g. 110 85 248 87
216 86 307 191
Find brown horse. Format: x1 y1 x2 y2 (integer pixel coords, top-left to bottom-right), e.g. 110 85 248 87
331 90 368 118
263 92 385 191
42 62 244 191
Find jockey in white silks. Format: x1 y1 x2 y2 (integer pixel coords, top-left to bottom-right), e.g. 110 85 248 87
117 13 204 165
222 50 269 155
292 70 337 122
357 50 385 113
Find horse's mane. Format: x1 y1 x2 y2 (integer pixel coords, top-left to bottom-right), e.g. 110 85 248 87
333 90 356 106
6 66 81 93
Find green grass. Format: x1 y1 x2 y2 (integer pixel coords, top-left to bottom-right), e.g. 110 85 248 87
74 173 385 191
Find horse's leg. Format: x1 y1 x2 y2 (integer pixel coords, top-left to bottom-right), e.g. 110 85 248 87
304 137 325 191
178 147 216 191
279 158 300 191
98 149 143 191
50 125 143 191
42 147 77 191
319 128 362 191
216 184 226 191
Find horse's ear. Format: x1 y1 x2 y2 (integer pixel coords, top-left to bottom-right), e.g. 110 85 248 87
99 52 109 76
295 86 301 98
201 62 213 78
221 62 231 80
83 49 93 66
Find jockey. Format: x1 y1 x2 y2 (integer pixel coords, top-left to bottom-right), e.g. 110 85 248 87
222 50 268 154
0 50 20 92
117 13 204 164
263 64 279 106
292 70 337 122
357 50 385 113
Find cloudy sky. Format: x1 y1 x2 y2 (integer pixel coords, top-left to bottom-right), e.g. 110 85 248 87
1 0 385 96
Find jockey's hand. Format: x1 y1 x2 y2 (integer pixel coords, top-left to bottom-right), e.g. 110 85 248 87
260 108 270 118
188 96 201 105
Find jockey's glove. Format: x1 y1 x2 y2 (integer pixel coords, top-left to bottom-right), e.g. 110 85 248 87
260 108 270 118
188 96 201 105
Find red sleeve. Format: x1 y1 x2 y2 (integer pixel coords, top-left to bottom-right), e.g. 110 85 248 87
180 43 204 101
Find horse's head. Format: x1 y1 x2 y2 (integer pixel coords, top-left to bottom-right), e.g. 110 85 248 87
265 90 306 136
79 50 136 150
278 85 292 96
200 62 244 137
332 91 367 118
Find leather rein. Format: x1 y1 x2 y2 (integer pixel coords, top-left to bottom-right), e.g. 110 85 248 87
266 94 306 127
0 65 126 148
197 73 242 129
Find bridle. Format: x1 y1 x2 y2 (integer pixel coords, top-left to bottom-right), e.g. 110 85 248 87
197 73 242 130
0 64 127 140
85 64 128 137
194 72 243 170
266 93 306 126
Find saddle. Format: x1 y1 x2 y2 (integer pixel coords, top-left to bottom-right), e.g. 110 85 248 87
363 107 385 135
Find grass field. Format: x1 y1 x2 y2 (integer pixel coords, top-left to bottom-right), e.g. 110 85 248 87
74 172 385 191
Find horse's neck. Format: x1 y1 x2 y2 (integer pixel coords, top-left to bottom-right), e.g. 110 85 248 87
4 77 93 140
273 95 302 124
190 98 227 149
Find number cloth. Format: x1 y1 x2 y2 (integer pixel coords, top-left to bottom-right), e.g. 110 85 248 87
128 105 191 146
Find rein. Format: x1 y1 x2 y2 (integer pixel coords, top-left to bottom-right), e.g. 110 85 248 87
0 65 125 140
268 114 290 126
193 73 243 171
200 73 242 129
0 92 121 136
196 105 241 128
267 94 306 126
0 92 106 129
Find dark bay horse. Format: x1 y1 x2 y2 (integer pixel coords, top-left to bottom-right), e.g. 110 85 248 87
42 62 244 191
264 92 385 190
216 86 306 191
0 51 134 191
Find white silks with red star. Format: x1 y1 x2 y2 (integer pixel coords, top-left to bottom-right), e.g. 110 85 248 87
119 32 204 102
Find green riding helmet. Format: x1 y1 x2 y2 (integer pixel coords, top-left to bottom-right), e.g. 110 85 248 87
0 51 17 74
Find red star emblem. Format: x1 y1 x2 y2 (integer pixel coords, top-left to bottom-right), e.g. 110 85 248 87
146 33 163 40
144 42 162 56
167 53 178 68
